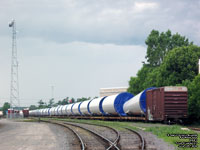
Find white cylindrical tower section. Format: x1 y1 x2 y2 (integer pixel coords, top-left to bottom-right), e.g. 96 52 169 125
66 104 73 115
123 87 155 115
102 95 117 115
72 102 82 115
89 97 106 115
58 105 63 115
52 107 57 115
102 92 133 116
55 106 60 116
79 100 92 115
61 105 68 115
44 108 47 116
123 92 143 115
49 107 53 116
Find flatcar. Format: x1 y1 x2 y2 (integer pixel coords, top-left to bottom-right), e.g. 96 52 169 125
29 86 188 123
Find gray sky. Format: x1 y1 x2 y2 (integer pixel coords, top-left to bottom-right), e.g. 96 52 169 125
0 0 200 106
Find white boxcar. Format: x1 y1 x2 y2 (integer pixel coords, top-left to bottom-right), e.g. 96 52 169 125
72 102 82 115
102 92 133 116
79 100 93 115
89 97 107 115
66 104 74 115
123 87 155 115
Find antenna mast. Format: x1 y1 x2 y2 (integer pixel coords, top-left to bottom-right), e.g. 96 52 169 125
9 19 20 110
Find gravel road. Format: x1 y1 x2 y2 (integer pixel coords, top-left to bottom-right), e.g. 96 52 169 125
0 119 77 150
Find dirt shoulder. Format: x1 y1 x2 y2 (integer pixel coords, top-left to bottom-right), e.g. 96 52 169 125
0 119 71 150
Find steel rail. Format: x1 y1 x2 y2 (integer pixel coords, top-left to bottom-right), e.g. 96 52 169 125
125 128 145 150
41 120 85 150
63 121 121 150
63 121 120 150
188 127 200 131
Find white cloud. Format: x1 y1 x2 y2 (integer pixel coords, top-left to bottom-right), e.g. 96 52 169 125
0 35 146 106
0 0 200 106
133 2 158 13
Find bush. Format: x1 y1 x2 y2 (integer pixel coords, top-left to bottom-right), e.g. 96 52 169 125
187 74 200 120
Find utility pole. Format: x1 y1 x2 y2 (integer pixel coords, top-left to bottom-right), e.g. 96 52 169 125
9 19 20 111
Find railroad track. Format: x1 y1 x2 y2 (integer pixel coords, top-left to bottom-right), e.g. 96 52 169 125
63 121 120 147
125 128 145 150
39 118 150 150
41 120 85 150
188 127 200 132
63 121 120 150
42 120 120 150
62 120 147 150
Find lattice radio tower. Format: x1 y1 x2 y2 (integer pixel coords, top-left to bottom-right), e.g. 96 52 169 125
9 19 20 109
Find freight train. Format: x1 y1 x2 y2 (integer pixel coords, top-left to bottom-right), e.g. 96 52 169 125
29 86 188 123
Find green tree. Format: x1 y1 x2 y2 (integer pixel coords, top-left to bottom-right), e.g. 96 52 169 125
142 67 161 88
128 45 200 95
145 29 192 66
128 64 155 95
159 45 200 86
187 74 200 121
2 102 10 115
56 97 70 105
127 77 140 95
57 100 62 105
93 96 98 99
47 98 54 107
38 99 47 108
77 97 90 102
62 97 69 105
71 98 75 103
29 105 37 110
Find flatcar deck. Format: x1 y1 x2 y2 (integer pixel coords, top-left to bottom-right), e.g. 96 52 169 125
47 116 146 121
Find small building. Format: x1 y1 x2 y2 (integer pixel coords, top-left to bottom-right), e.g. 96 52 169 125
100 87 128 97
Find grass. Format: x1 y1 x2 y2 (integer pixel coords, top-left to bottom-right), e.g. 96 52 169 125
37 117 200 150
146 125 200 150
42 117 138 131
13 118 37 122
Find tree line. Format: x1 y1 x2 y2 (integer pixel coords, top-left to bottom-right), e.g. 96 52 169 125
29 96 94 110
128 29 200 121
0 96 94 115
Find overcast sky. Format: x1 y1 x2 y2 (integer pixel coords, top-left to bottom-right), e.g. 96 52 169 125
0 0 200 107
